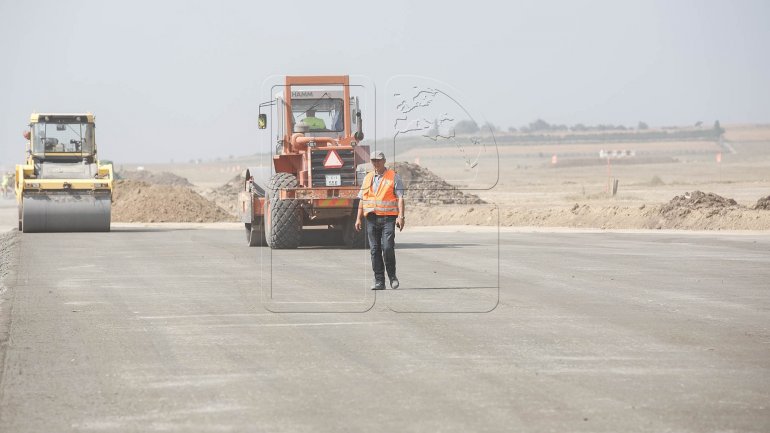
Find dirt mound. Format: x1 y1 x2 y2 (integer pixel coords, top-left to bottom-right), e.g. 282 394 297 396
393 162 485 206
112 180 236 223
659 191 739 218
201 173 243 216
754 195 770 210
119 170 194 187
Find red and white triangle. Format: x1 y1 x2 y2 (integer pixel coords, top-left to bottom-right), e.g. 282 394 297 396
323 150 344 169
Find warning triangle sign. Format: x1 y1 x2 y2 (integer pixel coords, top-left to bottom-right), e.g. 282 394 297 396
323 150 344 169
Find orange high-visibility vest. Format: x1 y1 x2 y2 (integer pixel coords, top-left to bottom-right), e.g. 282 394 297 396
361 170 399 216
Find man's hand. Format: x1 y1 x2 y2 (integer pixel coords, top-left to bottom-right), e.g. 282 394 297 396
355 218 362 232
396 216 405 232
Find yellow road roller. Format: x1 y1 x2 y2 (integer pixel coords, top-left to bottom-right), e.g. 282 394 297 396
15 113 113 232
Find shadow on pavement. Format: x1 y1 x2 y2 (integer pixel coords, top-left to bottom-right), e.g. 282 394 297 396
396 242 481 249
391 286 496 290
109 228 199 233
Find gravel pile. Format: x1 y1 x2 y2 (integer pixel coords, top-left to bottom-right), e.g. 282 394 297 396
393 162 485 206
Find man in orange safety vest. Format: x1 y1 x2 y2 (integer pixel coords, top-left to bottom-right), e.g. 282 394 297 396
355 151 405 290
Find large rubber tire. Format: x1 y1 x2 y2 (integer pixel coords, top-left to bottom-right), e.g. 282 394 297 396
265 173 301 249
267 172 298 200
245 220 266 247
267 199 301 249
342 216 368 249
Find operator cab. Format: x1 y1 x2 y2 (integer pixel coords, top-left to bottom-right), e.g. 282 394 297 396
259 87 361 140
289 89 346 138
30 114 95 163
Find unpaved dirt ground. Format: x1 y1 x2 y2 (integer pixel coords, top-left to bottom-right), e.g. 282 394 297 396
120 124 770 230
399 124 770 230
407 195 770 230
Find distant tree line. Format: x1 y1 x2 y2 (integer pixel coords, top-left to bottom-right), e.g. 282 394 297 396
452 118 725 142
511 119 655 133
493 128 724 145
453 119 499 135
511 119 724 134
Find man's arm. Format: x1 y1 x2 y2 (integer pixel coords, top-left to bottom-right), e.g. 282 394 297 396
394 173 405 231
355 185 365 231
396 196 405 231
355 200 365 231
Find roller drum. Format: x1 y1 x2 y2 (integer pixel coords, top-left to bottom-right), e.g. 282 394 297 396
22 192 111 233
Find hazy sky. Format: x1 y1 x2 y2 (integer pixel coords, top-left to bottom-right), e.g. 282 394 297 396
1 0 768 165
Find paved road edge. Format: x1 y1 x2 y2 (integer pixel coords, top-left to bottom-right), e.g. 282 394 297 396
0 230 20 403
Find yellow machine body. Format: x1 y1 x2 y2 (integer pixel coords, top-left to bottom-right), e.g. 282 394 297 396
15 113 113 232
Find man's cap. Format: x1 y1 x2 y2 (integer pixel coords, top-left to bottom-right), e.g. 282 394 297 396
370 151 386 160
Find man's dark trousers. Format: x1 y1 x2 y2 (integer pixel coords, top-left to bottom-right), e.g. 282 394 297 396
366 213 397 284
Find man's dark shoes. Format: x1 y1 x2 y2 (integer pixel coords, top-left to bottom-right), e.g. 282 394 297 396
371 281 386 290
390 277 400 290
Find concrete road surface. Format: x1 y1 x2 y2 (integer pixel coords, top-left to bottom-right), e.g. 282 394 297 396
0 220 769 432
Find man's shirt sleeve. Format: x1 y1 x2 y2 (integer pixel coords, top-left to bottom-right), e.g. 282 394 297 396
394 174 405 198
